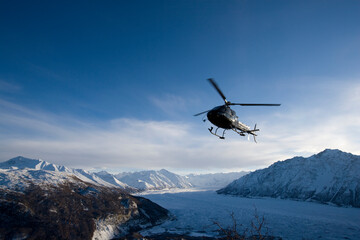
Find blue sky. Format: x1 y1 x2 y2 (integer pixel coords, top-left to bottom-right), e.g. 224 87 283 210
1 0 360 174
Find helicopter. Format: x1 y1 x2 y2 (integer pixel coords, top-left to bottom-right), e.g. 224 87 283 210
194 78 280 142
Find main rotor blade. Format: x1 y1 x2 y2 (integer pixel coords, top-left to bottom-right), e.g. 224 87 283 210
193 110 211 116
229 103 281 106
208 78 227 103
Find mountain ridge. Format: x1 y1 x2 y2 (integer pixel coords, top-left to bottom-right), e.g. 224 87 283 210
217 149 360 207
0 156 135 191
0 156 246 191
0 156 72 172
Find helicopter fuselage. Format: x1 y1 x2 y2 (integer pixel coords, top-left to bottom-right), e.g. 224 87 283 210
207 105 250 132
194 78 280 141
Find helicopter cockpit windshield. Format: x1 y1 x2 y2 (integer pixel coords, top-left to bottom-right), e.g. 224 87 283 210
227 109 238 121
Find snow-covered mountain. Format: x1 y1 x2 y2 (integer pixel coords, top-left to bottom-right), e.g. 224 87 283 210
0 156 194 192
94 171 130 189
0 156 172 239
114 170 248 191
185 172 248 190
218 149 360 207
0 156 72 171
115 169 192 191
0 156 133 191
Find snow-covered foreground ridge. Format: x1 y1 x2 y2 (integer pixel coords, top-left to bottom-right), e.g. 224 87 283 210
218 149 360 207
0 174 170 239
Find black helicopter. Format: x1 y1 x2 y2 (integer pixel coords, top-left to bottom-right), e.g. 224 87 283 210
194 78 280 142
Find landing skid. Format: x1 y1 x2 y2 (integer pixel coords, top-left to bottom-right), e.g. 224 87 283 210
207 125 259 142
208 127 226 139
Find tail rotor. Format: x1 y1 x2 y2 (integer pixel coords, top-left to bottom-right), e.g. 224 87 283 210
248 124 259 143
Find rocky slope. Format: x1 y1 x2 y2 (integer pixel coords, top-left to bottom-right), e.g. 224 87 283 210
217 149 360 207
0 174 169 239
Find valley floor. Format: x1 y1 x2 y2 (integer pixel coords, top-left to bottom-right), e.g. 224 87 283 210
138 190 360 240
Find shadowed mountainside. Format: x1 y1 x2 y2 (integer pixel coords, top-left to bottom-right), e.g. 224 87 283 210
0 177 169 240
218 149 360 207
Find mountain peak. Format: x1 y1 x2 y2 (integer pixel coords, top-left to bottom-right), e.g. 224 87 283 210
159 169 171 174
9 156 40 162
313 149 353 160
0 156 74 173
317 148 342 155
9 156 29 161
0 156 44 170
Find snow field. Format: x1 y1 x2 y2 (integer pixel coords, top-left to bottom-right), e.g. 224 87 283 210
140 190 360 240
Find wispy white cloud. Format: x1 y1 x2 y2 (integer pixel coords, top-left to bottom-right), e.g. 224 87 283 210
0 98 281 172
149 93 200 118
1 80 360 174
0 80 22 93
258 80 360 157
26 63 67 82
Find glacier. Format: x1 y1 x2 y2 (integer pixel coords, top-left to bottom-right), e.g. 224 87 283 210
140 190 360 240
